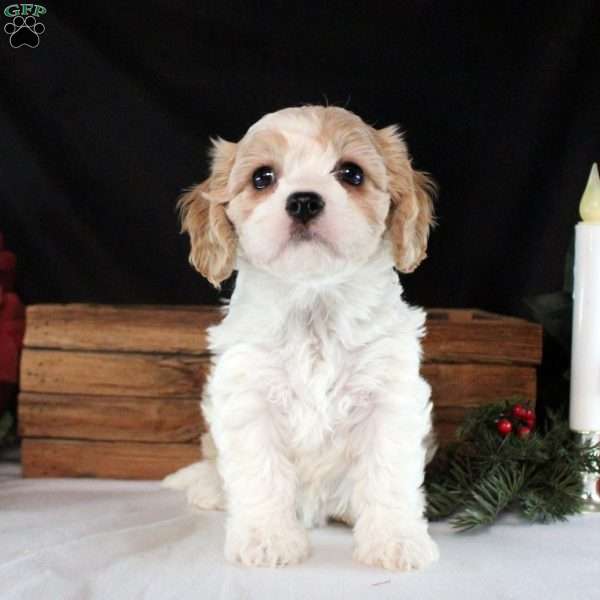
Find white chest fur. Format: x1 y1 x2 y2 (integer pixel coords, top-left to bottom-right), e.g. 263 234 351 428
202 250 428 525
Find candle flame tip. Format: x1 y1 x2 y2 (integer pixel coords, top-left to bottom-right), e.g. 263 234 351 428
579 163 600 222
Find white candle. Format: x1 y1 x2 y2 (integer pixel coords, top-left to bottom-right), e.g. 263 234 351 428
570 163 600 432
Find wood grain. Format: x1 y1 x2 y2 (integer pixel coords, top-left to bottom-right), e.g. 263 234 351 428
423 308 542 366
21 438 202 480
20 349 210 397
23 304 542 366
423 363 536 407
24 304 221 355
20 349 535 405
17 391 518 450
20 404 511 479
18 364 535 447
18 392 203 442
19 304 541 477
433 422 463 447
433 405 492 446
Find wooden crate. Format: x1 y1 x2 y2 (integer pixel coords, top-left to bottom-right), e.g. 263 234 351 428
18 304 542 479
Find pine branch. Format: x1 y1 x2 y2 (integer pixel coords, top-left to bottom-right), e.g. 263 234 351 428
425 399 600 531
450 465 526 531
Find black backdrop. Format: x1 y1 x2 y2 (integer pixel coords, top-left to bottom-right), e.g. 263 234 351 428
1 2 599 316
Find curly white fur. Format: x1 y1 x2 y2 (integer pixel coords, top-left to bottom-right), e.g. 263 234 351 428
163 106 439 571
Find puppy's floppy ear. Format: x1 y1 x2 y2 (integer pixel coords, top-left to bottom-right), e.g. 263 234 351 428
376 125 436 273
178 138 237 288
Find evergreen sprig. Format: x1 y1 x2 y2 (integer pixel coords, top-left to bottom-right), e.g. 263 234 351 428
425 400 600 531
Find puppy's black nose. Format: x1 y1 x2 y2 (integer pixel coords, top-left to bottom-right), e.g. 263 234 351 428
286 192 324 224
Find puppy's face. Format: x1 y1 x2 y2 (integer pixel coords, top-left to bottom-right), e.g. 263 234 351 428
179 106 435 286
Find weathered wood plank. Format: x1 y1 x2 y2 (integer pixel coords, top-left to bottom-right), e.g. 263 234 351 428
433 404 496 446
422 308 542 366
424 363 536 407
20 404 514 479
20 349 210 397
21 439 202 480
20 349 535 405
18 390 523 451
19 304 541 478
433 421 462 447
24 304 221 355
18 392 203 442
18 362 535 448
23 305 542 366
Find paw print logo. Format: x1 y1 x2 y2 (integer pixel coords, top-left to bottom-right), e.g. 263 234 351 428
4 15 45 48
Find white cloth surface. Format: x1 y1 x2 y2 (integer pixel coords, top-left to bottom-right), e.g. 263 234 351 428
1 461 599 600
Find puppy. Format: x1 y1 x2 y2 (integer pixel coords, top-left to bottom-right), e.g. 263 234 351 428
163 105 439 571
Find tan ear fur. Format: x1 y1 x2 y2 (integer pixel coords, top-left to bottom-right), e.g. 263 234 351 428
376 125 436 273
178 138 237 288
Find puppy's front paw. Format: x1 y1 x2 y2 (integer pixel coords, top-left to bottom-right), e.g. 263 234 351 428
225 520 310 567
354 523 439 571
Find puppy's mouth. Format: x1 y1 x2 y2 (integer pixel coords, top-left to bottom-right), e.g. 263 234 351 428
268 221 339 265
286 222 339 256
289 223 318 242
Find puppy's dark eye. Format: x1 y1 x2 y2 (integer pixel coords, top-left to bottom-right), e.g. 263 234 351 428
337 162 364 186
252 166 276 190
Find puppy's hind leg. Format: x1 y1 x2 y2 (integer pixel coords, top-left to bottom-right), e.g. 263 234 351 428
162 434 225 510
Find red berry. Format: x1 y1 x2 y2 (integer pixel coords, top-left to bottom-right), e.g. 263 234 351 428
517 425 531 439
524 408 535 421
511 404 526 419
497 418 513 437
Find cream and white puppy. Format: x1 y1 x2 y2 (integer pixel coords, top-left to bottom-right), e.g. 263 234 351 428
163 105 439 571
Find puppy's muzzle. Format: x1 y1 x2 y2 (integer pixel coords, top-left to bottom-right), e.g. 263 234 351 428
286 192 324 224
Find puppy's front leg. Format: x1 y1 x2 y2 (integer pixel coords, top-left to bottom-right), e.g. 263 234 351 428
211 384 309 567
351 378 439 571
